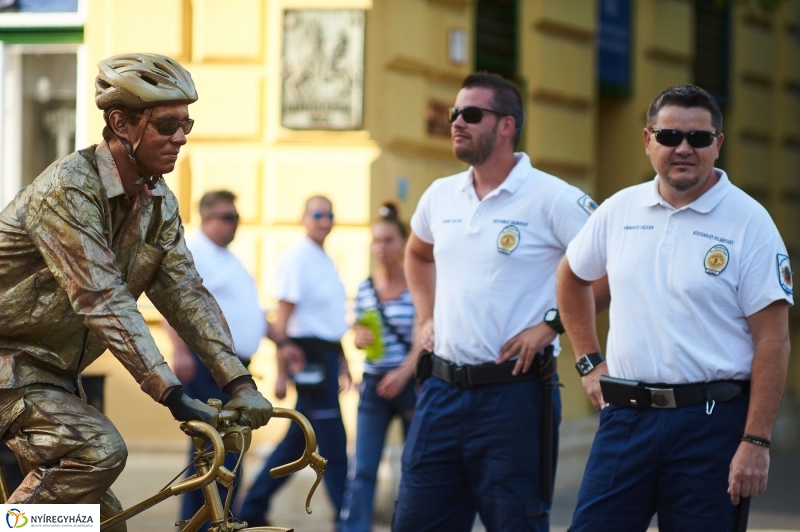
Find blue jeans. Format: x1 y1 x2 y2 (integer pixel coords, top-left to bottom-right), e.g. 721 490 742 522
238 347 348 526
337 373 418 532
179 351 249 532
569 396 748 531
393 374 561 532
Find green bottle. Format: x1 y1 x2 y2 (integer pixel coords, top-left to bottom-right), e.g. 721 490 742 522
357 309 385 362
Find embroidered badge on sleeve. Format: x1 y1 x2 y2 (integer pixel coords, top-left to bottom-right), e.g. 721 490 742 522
777 254 793 294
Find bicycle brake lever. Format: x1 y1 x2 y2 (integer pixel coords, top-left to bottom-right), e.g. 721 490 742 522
304 452 328 514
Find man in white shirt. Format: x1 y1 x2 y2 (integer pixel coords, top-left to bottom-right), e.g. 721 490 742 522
394 73 608 532
165 190 298 531
239 195 350 527
557 84 792 531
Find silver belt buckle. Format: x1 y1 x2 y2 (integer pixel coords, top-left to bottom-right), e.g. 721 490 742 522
646 387 677 408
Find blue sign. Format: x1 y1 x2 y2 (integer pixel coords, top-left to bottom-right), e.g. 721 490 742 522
598 0 631 96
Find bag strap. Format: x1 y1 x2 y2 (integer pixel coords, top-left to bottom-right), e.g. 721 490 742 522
366 277 412 353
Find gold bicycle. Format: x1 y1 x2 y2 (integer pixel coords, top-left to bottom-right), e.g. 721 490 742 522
0 403 327 532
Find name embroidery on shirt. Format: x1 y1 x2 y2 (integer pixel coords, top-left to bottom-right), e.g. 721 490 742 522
704 245 729 275
442 219 462 224
497 225 520 255
492 219 529 227
777 254 793 294
623 225 654 230
692 230 734 245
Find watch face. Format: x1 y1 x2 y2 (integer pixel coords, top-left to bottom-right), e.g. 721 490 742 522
577 357 593 375
545 309 557 321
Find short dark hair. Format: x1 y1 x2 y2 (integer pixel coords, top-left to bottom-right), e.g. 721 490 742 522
102 105 141 141
461 72 525 149
647 84 723 132
199 190 237 215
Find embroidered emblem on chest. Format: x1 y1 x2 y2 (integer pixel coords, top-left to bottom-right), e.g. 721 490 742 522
777 254 793 294
497 225 520 255
577 194 598 214
704 244 729 275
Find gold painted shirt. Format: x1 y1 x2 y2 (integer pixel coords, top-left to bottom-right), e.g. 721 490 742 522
0 141 249 401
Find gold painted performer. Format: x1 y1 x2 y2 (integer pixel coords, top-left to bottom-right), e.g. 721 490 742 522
0 53 272 528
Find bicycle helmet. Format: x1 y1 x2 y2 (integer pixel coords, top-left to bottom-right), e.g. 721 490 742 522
95 53 198 110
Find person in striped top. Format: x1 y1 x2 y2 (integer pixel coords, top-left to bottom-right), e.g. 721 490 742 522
337 202 420 532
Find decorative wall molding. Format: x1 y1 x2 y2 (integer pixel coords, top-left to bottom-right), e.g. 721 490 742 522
426 0 469 10
385 56 465 86
645 46 692 66
531 89 592 110
532 19 593 43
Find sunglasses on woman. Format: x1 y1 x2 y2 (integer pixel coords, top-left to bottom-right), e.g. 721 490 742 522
137 114 195 136
448 106 508 124
648 128 719 148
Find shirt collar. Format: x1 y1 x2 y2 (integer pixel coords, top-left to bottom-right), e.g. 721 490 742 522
94 140 164 199
641 168 730 213
458 152 530 197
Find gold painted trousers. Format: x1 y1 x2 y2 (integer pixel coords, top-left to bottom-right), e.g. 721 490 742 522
0 384 127 531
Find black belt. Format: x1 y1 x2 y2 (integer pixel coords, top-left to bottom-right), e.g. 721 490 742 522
431 347 555 389
599 375 750 409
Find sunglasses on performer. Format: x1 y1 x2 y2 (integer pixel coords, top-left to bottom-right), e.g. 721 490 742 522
137 114 195 136
312 211 334 221
648 128 719 148
448 106 508 124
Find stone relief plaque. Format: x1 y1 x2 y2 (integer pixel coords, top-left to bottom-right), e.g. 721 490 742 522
282 9 365 130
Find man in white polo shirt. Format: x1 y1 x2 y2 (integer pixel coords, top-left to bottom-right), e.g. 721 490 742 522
239 195 350 527
557 84 792 531
393 73 608 532
165 190 301 531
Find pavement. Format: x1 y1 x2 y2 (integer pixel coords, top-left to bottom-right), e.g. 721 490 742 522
110 428 800 531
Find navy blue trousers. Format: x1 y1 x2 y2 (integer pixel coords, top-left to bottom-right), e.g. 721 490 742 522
570 396 749 531
393 374 561 532
238 348 348 526
179 351 250 532
337 373 417 532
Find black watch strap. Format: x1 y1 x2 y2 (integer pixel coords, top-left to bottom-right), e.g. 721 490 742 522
544 308 565 335
575 352 604 377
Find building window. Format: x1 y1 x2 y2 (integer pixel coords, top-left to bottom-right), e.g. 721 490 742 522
0 0 78 13
475 0 517 79
694 0 731 108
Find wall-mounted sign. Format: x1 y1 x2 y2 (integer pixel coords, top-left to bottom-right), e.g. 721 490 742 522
447 28 468 66
427 101 451 138
282 9 365 130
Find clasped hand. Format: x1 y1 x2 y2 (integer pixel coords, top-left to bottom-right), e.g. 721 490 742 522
496 322 557 376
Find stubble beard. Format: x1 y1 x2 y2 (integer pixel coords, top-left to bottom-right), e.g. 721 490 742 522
454 123 498 166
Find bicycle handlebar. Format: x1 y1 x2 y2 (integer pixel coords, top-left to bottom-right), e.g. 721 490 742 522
269 407 328 514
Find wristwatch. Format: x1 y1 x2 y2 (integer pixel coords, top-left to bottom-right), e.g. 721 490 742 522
543 308 565 335
575 353 604 377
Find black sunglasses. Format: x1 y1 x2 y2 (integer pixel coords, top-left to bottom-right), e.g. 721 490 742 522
448 106 508 124
137 114 195 136
649 128 719 148
210 213 240 223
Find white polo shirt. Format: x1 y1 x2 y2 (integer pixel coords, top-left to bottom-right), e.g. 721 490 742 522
566 170 794 384
411 152 594 365
188 231 266 359
277 236 348 342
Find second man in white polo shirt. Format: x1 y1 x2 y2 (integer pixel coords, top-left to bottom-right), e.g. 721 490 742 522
394 72 608 532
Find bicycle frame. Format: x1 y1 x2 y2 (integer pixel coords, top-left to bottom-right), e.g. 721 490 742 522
98 406 327 532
